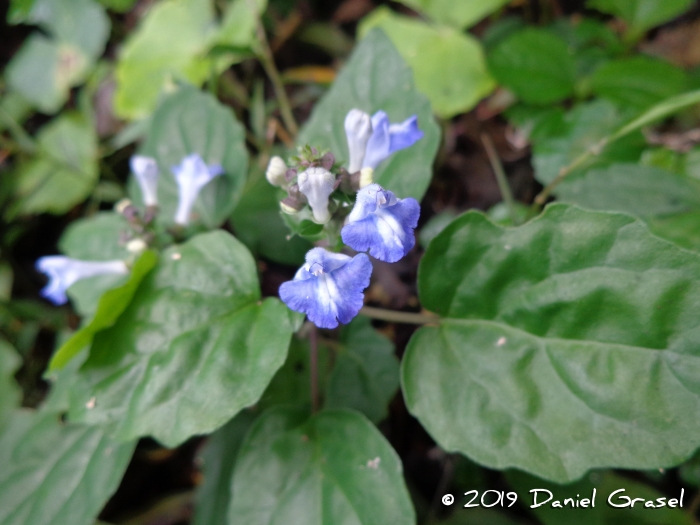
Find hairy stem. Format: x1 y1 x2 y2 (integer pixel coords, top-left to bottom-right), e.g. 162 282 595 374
360 306 439 325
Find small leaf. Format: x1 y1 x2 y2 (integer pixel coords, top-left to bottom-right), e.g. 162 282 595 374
49 250 158 372
67 231 294 446
591 56 688 111
214 0 267 48
394 0 509 30
360 8 495 118
488 28 576 105
14 112 98 214
404 204 700 482
326 317 399 423
0 409 135 525
588 0 693 35
228 407 415 525
138 86 248 228
297 28 440 201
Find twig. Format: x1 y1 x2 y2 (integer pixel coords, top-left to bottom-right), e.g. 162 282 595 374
481 133 518 225
360 306 439 325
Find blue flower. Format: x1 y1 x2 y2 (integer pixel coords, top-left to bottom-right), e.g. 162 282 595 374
341 184 420 263
171 154 224 225
344 109 424 173
36 256 128 305
279 248 372 329
297 167 336 223
130 155 159 207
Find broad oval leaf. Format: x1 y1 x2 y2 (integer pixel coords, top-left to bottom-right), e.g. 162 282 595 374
359 9 495 119
0 409 135 525
298 28 440 201
403 204 700 482
587 0 693 35
138 86 248 229
228 407 415 525
66 231 294 446
488 28 576 105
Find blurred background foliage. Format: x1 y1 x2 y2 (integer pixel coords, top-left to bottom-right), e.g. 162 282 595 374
3 0 700 524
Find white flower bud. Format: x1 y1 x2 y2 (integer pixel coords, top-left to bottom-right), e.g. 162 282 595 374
359 167 374 189
126 238 148 253
297 167 335 224
130 155 159 207
266 156 289 188
115 198 133 214
344 109 372 174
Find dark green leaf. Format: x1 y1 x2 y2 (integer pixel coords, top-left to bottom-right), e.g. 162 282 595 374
394 0 509 30
67 231 294 446
14 112 98 214
228 407 415 525
359 9 494 118
555 164 700 217
326 317 399 423
419 211 459 249
298 29 440 201
488 28 576 105
231 171 310 266
0 409 135 525
193 411 257 525
49 251 158 372
588 0 693 34
648 211 700 251
404 204 700 482
591 56 688 111
0 341 21 431
138 86 248 229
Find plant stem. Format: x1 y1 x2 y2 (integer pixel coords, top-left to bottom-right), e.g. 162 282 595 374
253 18 299 137
310 324 319 413
360 306 439 325
481 133 519 225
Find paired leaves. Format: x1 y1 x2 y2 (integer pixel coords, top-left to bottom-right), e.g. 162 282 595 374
403 204 700 482
228 407 415 525
359 9 495 119
298 29 440 201
66 231 294 446
0 409 135 525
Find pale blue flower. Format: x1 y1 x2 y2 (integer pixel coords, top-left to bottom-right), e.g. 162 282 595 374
130 155 159 207
344 110 424 172
341 184 420 263
172 154 224 225
36 256 128 305
297 167 336 223
279 248 372 329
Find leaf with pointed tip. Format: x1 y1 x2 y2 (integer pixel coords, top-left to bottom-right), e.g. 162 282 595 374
403 204 700 482
228 407 415 525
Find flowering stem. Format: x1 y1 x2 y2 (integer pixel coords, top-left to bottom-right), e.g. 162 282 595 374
481 133 519 225
359 306 439 325
310 324 320 413
253 17 299 137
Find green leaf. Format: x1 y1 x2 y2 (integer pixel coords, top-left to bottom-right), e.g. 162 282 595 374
297 29 440 201
228 407 415 525
0 341 21 431
403 204 700 482
6 0 109 113
193 411 257 525
0 409 135 525
49 251 158 372
587 0 693 35
114 0 220 119
532 100 644 185
14 112 98 214
138 86 248 229
326 317 399 423
648 211 700 251
359 9 495 118
7 0 36 24
58 212 133 317
555 164 700 217
591 56 688 111
214 0 266 48
487 28 576 105
231 170 310 266
394 0 509 30
67 231 294 447
419 211 459 249
99 0 137 12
